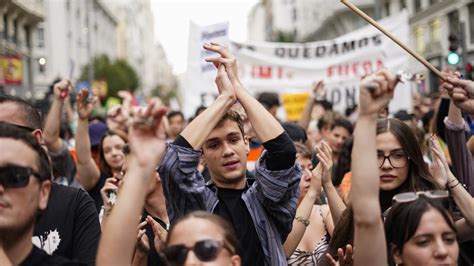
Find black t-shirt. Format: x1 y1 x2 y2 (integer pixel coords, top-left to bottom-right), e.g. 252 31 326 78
214 187 264 266
20 245 85 266
87 172 108 212
141 210 168 266
34 183 101 265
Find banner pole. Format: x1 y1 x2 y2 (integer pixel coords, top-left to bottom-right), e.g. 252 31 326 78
340 0 446 81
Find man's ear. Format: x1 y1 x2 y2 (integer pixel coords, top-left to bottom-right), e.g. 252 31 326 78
231 255 241 266
200 153 206 165
32 129 44 145
244 136 250 155
38 180 51 211
391 244 403 265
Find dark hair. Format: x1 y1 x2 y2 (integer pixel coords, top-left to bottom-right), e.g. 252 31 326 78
282 122 307 143
98 131 126 177
377 119 439 192
194 106 207 118
166 211 239 255
167 110 184 121
385 197 457 265
317 111 344 131
331 118 353 135
334 137 353 186
0 96 43 130
294 141 312 159
325 207 354 263
0 122 51 182
316 99 333 111
215 110 244 137
257 92 280 108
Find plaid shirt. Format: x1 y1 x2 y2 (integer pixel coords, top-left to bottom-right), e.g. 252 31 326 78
158 143 301 266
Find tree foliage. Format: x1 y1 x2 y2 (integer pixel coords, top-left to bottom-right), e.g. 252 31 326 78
80 55 140 99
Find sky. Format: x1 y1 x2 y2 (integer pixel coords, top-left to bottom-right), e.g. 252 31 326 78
151 0 259 75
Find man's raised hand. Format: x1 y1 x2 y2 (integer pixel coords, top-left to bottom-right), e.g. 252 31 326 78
204 43 241 86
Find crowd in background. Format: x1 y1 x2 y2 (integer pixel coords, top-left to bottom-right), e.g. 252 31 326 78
0 43 473 266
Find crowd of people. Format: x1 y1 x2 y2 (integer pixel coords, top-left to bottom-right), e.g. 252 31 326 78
0 42 473 266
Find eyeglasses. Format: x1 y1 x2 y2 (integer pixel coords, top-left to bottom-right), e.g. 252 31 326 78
377 151 409 168
392 190 449 203
162 239 231 265
0 165 42 188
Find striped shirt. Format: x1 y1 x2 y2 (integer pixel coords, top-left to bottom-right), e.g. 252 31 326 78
158 142 301 266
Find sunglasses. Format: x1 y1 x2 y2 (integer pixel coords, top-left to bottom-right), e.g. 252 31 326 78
392 190 449 203
10 123 36 132
0 165 42 188
162 239 230 265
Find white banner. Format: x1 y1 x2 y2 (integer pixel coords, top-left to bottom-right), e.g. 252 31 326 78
182 21 230 117
182 11 417 118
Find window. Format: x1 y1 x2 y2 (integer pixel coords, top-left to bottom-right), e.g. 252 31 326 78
415 26 425 52
400 0 406 11
414 0 422 13
384 0 390 16
470 3 474 44
24 25 30 48
429 0 439 6
429 18 441 42
448 10 460 36
36 27 44 48
13 18 18 44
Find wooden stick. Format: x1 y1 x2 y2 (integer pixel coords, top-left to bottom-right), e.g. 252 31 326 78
340 0 446 81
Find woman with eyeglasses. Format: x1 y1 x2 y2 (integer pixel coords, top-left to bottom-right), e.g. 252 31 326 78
349 69 474 266
161 211 241 266
75 90 127 212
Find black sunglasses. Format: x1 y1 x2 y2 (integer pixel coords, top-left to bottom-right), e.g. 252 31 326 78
10 123 36 132
162 239 229 265
0 165 42 188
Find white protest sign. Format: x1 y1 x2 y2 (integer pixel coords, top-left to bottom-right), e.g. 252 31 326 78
182 21 230 117
182 11 416 118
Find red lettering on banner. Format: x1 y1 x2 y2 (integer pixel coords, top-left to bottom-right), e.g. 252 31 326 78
327 59 385 79
250 65 293 80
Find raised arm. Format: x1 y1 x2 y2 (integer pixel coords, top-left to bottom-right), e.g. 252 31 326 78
75 90 101 191
283 162 323 256
318 141 346 225
43 80 70 153
204 43 284 142
441 74 474 114
298 81 325 130
180 64 236 149
352 69 397 266
429 135 474 240
97 104 167 265
443 99 474 195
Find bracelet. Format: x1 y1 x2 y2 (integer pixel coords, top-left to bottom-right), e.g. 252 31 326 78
295 216 310 227
448 181 460 190
448 178 458 184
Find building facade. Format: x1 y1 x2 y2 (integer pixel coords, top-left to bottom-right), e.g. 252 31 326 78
107 0 175 95
0 0 43 98
33 0 117 96
380 0 474 90
247 0 375 42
